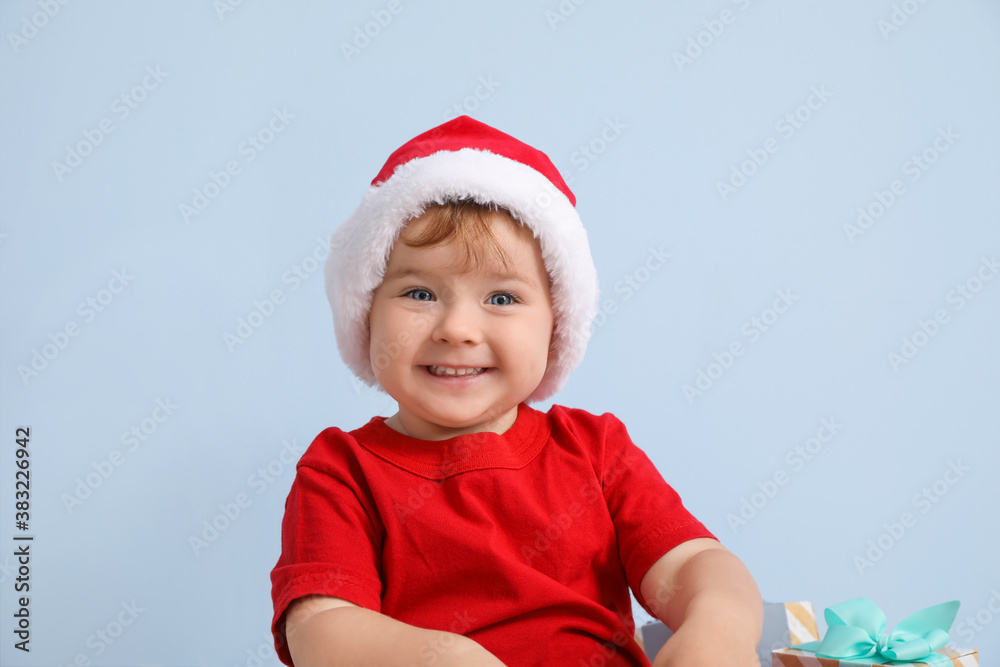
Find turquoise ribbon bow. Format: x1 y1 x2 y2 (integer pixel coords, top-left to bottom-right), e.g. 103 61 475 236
793 598 960 665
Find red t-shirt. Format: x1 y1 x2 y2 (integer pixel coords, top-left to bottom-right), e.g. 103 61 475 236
270 402 715 666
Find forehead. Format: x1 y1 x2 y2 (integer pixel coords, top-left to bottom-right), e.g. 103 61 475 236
398 206 521 239
386 211 548 285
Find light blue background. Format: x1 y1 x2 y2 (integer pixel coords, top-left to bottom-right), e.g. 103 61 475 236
1 1 998 665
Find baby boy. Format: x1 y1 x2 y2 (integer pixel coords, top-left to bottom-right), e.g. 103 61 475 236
270 116 763 666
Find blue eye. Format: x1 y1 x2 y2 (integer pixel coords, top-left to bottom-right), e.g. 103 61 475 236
406 289 434 301
489 292 518 306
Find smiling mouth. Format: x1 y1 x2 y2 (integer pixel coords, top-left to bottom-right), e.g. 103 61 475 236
425 365 489 377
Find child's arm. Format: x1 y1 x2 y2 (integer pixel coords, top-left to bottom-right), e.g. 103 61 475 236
283 594 507 667
639 538 763 667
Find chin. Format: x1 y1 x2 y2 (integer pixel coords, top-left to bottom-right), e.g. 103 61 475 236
425 402 509 426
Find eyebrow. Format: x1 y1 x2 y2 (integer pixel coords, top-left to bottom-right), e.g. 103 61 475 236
383 266 539 288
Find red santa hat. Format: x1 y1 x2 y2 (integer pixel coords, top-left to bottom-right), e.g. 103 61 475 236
325 115 599 402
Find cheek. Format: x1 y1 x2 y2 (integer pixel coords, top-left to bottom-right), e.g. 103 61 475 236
368 304 402 373
370 306 431 370
514 314 556 375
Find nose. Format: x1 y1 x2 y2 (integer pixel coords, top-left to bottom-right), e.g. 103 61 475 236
431 298 483 346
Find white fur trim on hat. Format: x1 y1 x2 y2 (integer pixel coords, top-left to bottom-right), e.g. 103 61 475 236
325 146 599 402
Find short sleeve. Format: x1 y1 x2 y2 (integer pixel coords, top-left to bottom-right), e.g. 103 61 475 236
270 456 384 666
599 415 717 617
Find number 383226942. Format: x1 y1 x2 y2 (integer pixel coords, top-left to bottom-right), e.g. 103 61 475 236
15 427 31 529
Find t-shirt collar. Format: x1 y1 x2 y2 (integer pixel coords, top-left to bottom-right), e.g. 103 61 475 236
352 402 550 479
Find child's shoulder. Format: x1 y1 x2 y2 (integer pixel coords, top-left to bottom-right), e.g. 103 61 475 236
541 402 630 440
294 417 383 472
539 404 643 481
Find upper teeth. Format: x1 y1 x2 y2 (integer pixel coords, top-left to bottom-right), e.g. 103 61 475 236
429 366 485 377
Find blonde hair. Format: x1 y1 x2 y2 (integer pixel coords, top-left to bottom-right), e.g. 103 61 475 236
399 199 537 274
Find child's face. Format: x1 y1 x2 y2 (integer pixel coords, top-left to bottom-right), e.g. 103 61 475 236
368 210 554 441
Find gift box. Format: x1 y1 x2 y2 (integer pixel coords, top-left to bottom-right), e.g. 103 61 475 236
772 645 979 666
637 600 820 665
771 599 979 667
